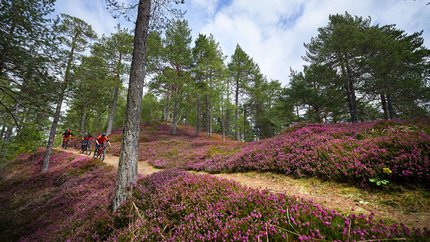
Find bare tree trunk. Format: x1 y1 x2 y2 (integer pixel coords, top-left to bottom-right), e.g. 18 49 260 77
195 96 200 136
243 106 246 141
107 54 122 135
221 97 225 142
381 93 389 120
80 102 88 133
205 95 212 137
0 125 5 140
340 55 357 123
234 79 239 140
171 95 179 135
163 92 171 123
106 84 120 135
43 31 78 172
112 0 151 212
387 94 395 119
43 87 65 172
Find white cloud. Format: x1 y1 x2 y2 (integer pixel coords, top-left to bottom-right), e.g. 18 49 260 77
55 0 430 86
54 0 124 37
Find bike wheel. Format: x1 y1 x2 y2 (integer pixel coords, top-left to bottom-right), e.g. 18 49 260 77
100 150 105 161
86 147 91 156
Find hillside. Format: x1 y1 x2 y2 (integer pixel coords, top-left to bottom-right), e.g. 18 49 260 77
1 120 430 240
118 120 430 188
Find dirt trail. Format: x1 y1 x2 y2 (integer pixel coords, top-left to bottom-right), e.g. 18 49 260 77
54 147 161 176
56 147 429 229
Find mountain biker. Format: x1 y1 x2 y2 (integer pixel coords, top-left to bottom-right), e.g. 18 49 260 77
94 133 111 158
81 134 93 150
62 129 73 146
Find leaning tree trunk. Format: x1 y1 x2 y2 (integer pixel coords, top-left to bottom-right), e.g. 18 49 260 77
112 0 151 212
43 86 65 172
43 31 78 172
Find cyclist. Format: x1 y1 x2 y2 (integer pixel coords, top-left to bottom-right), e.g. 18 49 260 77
81 134 93 152
62 129 73 147
94 133 111 158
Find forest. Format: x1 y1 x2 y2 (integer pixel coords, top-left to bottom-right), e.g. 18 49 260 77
1 0 430 241
1 1 429 159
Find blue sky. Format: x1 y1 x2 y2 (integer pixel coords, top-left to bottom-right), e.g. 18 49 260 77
54 0 430 86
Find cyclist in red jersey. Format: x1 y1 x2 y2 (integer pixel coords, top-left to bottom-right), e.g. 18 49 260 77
94 133 111 158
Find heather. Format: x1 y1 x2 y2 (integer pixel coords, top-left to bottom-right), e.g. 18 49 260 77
188 120 430 187
104 169 429 241
0 149 116 241
1 150 429 241
107 123 244 169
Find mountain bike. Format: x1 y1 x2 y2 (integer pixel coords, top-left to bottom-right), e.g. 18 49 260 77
80 140 92 156
94 144 106 161
61 138 70 149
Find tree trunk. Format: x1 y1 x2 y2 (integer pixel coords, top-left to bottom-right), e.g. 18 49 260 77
163 92 171 123
221 97 225 142
387 94 395 119
42 30 78 172
339 55 357 123
112 0 151 212
106 83 120 135
80 102 88 133
346 78 357 123
243 106 246 141
107 54 122 135
43 87 65 172
381 93 389 120
0 125 5 140
205 95 212 137
234 79 239 140
195 96 200 136
171 95 179 135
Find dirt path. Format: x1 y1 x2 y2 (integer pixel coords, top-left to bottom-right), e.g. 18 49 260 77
55 147 161 176
57 147 429 229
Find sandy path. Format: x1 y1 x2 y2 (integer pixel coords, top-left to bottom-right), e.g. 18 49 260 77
57 147 429 228
55 147 161 176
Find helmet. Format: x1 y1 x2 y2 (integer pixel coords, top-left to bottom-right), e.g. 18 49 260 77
102 133 107 136
67 129 71 133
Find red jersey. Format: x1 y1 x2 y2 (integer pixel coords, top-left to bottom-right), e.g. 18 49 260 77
96 135 109 144
83 136 93 141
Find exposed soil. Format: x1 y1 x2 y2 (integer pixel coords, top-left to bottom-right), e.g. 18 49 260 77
57 147 430 229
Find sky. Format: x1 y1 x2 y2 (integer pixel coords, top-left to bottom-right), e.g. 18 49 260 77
54 0 430 86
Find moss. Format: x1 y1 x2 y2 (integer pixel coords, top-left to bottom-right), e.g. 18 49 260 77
207 145 240 158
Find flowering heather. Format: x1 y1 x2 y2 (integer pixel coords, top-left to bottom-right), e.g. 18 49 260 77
0 149 115 241
1 149 429 241
105 170 429 241
188 120 430 187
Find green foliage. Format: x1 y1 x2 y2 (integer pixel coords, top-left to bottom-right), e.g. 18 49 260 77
301 12 430 122
142 93 162 123
369 177 390 186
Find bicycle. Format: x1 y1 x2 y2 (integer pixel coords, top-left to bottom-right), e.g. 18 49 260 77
61 138 70 149
94 144 106 161
80 140 92 156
